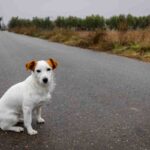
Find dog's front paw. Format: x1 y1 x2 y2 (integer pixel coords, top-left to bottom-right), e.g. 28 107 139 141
37 118 45 123
28 129 38 135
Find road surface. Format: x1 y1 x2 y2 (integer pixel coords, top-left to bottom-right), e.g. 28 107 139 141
0 31 150 150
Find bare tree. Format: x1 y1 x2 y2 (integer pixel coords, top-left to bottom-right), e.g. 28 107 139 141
0 17 2 29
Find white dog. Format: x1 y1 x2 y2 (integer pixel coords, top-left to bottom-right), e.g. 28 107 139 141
0 58 58 135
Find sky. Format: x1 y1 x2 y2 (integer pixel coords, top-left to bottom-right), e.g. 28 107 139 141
0 0 150 23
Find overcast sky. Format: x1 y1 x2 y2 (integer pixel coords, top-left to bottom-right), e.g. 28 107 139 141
0 0 150 23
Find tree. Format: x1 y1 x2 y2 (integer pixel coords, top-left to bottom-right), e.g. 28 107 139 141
0 17 2 29
8 15 150 31
32 17 54 29
117 15 128 31
106 16 119 30
55 16 66 28
84 15 105 30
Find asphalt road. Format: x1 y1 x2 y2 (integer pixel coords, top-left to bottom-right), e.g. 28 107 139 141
0 31 150 150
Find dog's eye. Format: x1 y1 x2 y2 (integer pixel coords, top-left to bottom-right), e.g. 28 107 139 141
47 68 51 71
36 69 41 73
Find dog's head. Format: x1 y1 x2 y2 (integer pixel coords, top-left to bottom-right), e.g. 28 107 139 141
26 58 58 86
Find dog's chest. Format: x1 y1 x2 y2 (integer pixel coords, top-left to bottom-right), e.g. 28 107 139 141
36 92 50 101
30 89 51 107
40 93 51 102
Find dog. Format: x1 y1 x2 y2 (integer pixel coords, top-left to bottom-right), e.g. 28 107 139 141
0 58 58 135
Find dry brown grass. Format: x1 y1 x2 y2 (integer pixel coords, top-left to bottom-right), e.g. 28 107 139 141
9 26 38 36
9 27 150 62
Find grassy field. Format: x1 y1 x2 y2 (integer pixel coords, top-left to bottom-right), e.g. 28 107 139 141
9 27 150 62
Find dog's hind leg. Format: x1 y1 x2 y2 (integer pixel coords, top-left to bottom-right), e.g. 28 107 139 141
0 113 24 132
18 114 24 123
3 126 24 132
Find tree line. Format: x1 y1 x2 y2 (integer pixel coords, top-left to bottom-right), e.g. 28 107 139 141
8 14 150 31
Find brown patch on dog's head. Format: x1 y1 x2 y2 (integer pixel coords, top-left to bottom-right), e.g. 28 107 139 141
47 58 58 70
26 60 36 71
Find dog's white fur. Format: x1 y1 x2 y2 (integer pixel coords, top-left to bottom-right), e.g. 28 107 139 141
0 59 57 135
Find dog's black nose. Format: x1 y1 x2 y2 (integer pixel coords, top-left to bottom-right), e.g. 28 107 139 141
43 78 48 83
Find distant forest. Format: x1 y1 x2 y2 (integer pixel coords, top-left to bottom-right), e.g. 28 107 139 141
8 14 150 31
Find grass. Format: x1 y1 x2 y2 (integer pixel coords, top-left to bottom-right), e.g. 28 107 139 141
9 27 150 62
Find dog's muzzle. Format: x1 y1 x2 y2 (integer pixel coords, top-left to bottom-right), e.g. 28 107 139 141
43 78 48 84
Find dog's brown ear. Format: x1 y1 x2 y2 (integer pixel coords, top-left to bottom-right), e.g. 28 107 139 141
47 58 58 70
26 60 36 71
